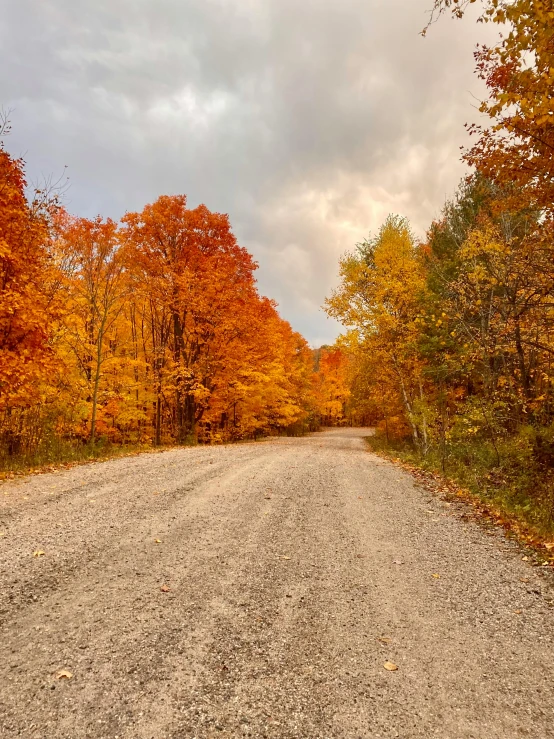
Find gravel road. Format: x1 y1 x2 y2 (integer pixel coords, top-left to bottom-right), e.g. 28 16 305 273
0 428 553 738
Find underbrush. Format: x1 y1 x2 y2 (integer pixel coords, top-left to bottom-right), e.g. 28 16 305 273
0 437 162 479
0 422 322 478
367 431 554 541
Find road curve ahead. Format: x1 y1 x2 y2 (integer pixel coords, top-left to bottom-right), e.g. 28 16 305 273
0 428 553 738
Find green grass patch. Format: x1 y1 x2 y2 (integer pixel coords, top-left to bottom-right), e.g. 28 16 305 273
0 437 171 479
366 432 554 541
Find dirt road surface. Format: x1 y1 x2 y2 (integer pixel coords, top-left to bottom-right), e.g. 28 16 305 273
0 428 553 738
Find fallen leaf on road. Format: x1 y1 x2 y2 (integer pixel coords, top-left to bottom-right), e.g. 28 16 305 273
544 542 554 550
432 573 440 579
154 539 162 544
278 556 291 560
55 670 73 680
356 554 364 559
383 661 398 671
0 532 5 537
513 609 522 614
160 584 171 592
33 550 45 557
377 636 391 644
520 577 529 582
522 556 529 561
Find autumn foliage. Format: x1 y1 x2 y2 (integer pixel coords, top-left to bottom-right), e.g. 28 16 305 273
0 141 54 414
0 132 348 467
327 3 554 533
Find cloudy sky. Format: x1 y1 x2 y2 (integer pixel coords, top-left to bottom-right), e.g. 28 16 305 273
2 0 495 345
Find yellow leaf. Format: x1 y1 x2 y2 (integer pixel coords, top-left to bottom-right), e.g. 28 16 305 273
55 669 73 680
33 550 45 557
383 661 398 671
432 573 440 579
154 538 162 544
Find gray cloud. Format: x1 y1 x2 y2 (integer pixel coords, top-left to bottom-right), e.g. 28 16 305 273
1 0 497 344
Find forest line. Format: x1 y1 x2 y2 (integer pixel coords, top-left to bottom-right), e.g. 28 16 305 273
0 131 349 472
324 0 554 537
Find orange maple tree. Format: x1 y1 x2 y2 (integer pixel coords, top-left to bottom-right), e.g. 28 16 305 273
0 137 55 421
122 195 261 443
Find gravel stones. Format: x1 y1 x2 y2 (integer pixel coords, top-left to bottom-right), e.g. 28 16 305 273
0 428 553 737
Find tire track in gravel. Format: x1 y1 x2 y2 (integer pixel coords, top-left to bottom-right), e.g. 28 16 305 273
0 447 264 619
0 447 282 737
0 429 553 739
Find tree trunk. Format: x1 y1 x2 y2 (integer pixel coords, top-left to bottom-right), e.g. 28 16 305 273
393 358 420 451
89 314 108 445
155 386 162 446
419 381 429 457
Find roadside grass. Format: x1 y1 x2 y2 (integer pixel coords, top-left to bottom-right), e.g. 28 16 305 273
366 433 554 550
0 438 171 480
0 426 303 480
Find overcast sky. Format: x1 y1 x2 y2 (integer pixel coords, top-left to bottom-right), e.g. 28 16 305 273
1 0 495 345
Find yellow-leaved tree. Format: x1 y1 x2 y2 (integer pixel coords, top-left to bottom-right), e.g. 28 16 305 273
326 215 429 451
